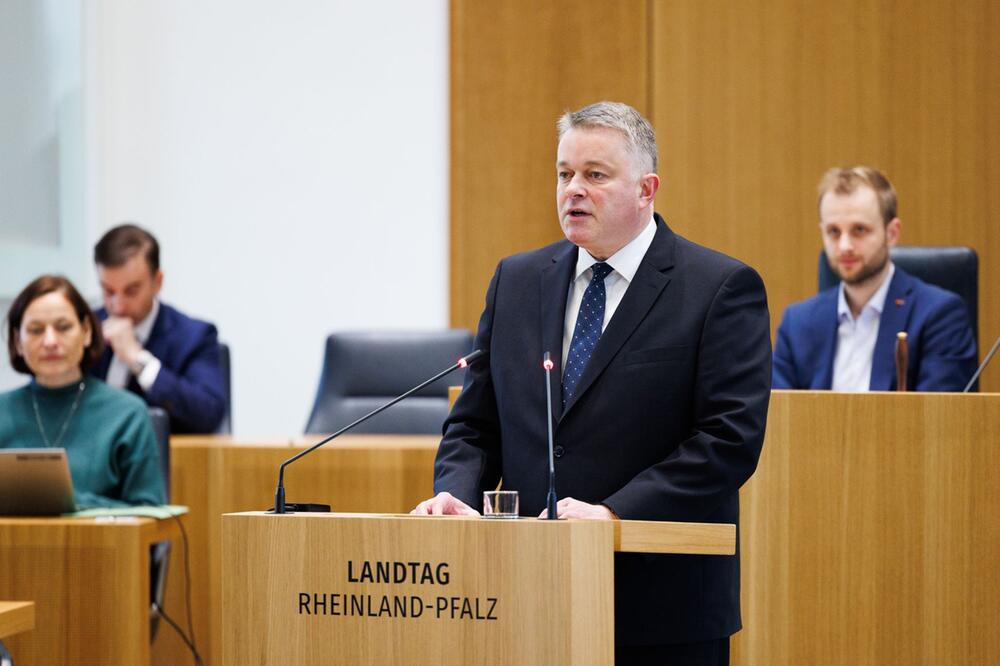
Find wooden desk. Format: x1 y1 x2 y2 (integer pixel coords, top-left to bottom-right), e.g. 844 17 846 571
733 391 1000 664
156 435 439 666
0 600 35 664
0 601 34 639
0 516 182 665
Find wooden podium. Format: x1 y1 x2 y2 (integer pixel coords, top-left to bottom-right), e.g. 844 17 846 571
0 516 182 665
733 391 1000 664
222 512 735 665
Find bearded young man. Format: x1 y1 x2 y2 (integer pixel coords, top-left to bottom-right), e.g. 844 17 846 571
773 166 977 391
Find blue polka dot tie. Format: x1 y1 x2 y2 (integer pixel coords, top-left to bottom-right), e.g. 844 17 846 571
562 262 613 407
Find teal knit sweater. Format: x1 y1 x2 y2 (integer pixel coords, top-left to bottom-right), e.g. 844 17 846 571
0 375 165 508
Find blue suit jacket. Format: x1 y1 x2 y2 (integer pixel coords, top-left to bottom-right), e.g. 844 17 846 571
773 267 977 391
93 302 226 433
435 216 772 645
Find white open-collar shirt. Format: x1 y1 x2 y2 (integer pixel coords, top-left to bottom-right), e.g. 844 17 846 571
832 263 895 391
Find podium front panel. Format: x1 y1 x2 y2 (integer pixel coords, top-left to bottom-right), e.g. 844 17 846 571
223 512 614 665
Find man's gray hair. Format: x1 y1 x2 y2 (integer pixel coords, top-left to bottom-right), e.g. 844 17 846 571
557 101 658 173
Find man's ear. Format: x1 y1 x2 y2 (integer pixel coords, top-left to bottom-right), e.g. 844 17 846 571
153 269 164 294
639 173 660 207
886 217 902 247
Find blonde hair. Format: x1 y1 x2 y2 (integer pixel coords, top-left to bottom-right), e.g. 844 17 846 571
817 166 897 225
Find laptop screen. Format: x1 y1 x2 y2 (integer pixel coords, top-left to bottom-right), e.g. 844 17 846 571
0 448 77 515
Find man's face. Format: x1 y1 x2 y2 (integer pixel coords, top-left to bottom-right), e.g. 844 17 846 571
819 186 900 286
556 127 658 260
97 253 163 323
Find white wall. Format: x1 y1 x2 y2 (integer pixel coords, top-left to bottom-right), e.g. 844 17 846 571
83 1 449 434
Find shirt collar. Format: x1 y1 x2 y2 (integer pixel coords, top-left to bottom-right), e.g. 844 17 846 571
837 262 895 321
573 213 657 282
134 299 160 344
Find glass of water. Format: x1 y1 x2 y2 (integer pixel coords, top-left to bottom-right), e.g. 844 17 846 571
482 490 519 518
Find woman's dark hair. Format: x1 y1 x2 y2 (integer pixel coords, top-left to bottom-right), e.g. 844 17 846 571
6 275 105 375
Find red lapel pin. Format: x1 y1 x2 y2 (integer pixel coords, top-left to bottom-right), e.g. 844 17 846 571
895 298 905 306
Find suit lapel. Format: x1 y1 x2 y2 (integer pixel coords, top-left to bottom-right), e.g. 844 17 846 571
540 244 577 422
561 218 675 417
815 290 839 389
870 270 915 390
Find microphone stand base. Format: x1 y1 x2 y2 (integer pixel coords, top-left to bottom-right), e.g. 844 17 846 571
266 502 332 514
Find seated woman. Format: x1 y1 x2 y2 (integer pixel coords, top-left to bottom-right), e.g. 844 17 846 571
0 275 164 508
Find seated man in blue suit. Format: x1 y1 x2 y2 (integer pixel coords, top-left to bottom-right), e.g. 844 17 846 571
413 102 772 664
92 224 226 432
773 166 976 391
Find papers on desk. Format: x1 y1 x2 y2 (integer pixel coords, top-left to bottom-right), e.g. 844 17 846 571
66 504 189 519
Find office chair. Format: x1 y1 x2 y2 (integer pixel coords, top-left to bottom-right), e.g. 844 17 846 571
817 245 979 340
216 342 232 434
148 407 171 641
304 330 474 434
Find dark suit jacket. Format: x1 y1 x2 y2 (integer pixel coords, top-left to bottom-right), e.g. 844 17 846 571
434 215 772 645
772 267 977 391
93 302 226 433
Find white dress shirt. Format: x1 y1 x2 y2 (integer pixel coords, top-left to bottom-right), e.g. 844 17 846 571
831 263 895 391
106 299 163 391
562 215 657 374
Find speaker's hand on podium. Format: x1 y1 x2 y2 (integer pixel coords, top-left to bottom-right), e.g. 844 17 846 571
410 491 480 516
539 497 615 520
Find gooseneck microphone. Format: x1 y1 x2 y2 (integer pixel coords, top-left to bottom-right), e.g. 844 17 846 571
964 334 1000 393
543 352 558 520
271 349 486 514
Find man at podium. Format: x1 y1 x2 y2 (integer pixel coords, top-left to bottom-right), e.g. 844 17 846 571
413 102 771 664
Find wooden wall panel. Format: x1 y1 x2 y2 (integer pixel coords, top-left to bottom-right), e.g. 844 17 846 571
449 0 650 332
651 0 1000 389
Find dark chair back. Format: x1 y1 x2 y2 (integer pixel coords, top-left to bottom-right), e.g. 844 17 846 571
147 406 171 640
818 245 979 340
304 330 474 435
216 342 232 434
148 406 171 501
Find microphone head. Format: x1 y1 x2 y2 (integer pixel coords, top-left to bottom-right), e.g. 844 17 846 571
458 349 486 368
542 351 554 371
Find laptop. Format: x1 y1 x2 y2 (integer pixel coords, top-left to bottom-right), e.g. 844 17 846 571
0 448 76 515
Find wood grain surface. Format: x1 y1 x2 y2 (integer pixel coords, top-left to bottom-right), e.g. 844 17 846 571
0 601 34 640
0 516 182 665
450 0 999 391
733 391 1000 664
153 435 440 666
220 513 671 665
